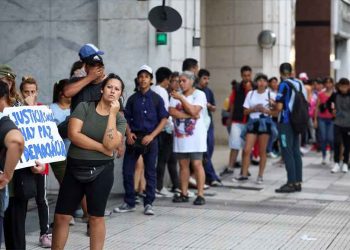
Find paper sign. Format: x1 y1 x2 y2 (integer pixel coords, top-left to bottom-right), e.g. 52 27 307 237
3 106 66 169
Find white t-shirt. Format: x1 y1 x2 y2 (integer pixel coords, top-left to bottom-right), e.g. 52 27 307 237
169 89 207 153
151 84 173 133
243 89 276 119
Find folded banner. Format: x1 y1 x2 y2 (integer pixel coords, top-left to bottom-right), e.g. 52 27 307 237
3 106 66 169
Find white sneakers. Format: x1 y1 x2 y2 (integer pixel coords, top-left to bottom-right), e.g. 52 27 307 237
156 188 173 198
331 163 348 173
331 163 340 173
342 163 349 173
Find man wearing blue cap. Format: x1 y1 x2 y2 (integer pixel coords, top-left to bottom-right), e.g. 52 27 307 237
63 43 106 111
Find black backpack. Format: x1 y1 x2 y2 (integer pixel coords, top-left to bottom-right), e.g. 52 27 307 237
285 79 309 134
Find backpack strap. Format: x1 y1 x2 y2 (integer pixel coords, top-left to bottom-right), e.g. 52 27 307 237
285 79 302 93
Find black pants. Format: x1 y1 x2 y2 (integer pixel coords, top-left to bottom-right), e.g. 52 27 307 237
35 174 49 235
4 197 28 250
334 125 350 164
156 132 179 191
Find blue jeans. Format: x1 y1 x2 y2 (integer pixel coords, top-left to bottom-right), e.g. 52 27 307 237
318 117 334 158
278 123 303 183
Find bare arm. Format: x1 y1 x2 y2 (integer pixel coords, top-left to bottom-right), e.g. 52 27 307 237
63 76 94 98
102 101 122 150
243 107 256 116
63 66 104 97
170 90 201 117
169 107 193 119
68 118 112 156
270 102 283 117
0 130 24 189
207 103 216 112
179 96 202 116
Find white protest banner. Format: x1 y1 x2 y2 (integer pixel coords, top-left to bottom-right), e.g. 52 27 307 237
3 106 66 169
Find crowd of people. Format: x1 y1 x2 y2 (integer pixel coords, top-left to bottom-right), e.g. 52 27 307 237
0 42 349 249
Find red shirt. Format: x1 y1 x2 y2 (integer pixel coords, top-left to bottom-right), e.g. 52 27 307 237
318 91 333 119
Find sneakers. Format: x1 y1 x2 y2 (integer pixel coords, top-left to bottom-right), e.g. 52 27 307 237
342 163 348 173
69 217 75 226
187 190 195 198
219 167 234 176
193 195 206 205
267 152 278 159
173 193 190 203
294 183 302 192
189 176 197 188
275 183 296 193
39 234 52 248
210 180 223 187
256 176 263 184
331 163 341 173
135 195 141 204
234 176 248 182
144 204 154 215
156 187 173 198
300 146 310 155
321 157 326 165
104 210 112 216
189 176 210 190
113 203 136 213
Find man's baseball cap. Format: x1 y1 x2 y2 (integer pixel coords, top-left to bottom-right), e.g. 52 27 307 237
79 43 104 60
137 65 153 78
82 54 104 66
0 64 16 80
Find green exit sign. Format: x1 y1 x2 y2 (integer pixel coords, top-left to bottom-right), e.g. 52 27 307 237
156 32 167 45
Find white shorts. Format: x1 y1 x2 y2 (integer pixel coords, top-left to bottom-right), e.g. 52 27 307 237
228 123 246 150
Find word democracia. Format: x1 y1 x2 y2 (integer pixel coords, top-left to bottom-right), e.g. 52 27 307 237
22 140 66 162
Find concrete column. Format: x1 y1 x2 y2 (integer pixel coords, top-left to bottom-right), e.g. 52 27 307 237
201 0 294 144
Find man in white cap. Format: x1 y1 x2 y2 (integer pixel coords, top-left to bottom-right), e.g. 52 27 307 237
114 65 168 216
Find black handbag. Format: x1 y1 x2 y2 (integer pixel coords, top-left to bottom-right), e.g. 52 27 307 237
13 168 37 200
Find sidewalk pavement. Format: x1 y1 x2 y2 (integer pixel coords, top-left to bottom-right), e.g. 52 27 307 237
21 146 350 249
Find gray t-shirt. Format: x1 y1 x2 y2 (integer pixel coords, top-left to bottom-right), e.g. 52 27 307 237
334 93 350 127
68 102 126 161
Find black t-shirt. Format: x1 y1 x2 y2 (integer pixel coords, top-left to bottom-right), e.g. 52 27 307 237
0 116 19 170
69 77 103 112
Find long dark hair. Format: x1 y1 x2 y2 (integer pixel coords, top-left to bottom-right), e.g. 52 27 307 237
100 73 125 104
70 61 84 78
0 80 10 103
52 79 69 103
